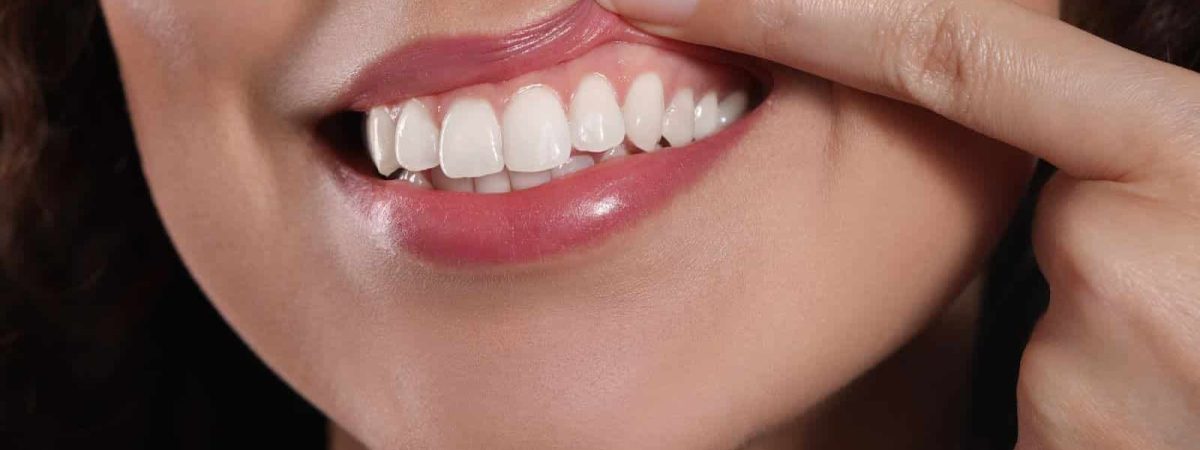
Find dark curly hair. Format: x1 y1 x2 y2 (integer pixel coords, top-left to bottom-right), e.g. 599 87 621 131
0 1 1197 448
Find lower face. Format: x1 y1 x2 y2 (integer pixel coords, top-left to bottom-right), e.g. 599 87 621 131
102 0 1034 448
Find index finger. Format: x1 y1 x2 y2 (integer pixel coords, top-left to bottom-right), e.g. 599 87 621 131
597 0 1200 182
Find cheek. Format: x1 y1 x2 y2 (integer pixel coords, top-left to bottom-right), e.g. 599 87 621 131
100 0 314 71
681 72 1033 428
1013 0 1059 16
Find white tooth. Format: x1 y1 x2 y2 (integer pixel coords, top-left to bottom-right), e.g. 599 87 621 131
622 73 665 152
662 89 695 148
569 73 626 152
503 85 572 172
694 91 720 140
551 155 596 179
397 170 433 190
432 167 474 192
475 171 513 194
509 170 552 191
366 107 400 176
718 91 749 129
440 98 504 178
600 143 631 161
394 100 440 171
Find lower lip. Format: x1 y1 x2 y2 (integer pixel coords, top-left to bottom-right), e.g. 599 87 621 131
332 109 758 266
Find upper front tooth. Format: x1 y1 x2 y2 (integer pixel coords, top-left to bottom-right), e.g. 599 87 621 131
503 85 572 172
718 91 749 128
569 73 626 152
395 100 440 172
694 91 720 140
366 107 400 176
440 98 504 179
662 89 695 147
623 73 665 152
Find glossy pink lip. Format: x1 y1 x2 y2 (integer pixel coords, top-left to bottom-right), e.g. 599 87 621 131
332 1 767 266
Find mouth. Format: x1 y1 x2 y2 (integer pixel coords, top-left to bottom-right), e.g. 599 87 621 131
320 1 769 266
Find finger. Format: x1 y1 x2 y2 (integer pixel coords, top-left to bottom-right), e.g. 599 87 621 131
595 0 1200 182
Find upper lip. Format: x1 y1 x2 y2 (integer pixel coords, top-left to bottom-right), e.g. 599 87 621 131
323 1 770 266
339 1 752 112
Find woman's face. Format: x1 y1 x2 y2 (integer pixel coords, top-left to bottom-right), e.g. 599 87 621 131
102 0 1042 447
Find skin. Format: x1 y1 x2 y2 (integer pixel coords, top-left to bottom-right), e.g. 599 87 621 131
599 0 1200 448
95 0 1099 448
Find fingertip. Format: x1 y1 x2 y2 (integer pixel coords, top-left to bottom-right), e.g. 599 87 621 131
592 0 698 26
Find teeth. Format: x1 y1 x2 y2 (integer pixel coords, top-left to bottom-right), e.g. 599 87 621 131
475 170 513 194
366 107 401 176
622 73 665 152
509 170 552 191
718 91 749 128
431 167 474 192
396 170 433 190
693 91 720 140
551 155 596 179
503 85 572 172
662 89 695 148
569 73 626 152
600 143 631 162
440 98 504 179
395 100 440 172
368 74 756 191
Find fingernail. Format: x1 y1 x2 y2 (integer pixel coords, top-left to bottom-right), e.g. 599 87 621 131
593 0 698 25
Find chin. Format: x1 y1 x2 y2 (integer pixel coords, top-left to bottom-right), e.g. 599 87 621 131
103 0 1035 448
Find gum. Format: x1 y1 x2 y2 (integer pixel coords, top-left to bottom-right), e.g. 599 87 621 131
376 42 754 121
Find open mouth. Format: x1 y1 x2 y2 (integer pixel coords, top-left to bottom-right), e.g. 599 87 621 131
321 1 769 266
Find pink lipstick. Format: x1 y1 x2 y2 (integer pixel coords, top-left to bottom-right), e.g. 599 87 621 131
331 1 768 266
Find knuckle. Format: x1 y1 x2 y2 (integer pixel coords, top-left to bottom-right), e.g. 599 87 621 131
878 0 996 116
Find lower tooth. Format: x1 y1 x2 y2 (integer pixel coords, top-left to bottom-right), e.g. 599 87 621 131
397 170 433 190
475 171 512 194
509 170 552 191
551 156 596 179
432 168 475 192
600 143 631 162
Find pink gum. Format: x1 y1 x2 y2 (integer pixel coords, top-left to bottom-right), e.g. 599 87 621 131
381 42 753 120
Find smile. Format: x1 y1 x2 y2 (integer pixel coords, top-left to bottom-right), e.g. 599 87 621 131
325 1 769 266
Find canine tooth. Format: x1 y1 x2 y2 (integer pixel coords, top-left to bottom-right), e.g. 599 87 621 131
475 171 513 194
432 167 474 192
694 91 720 139
395 100 440 171
440 98 504 178
718 91 749 128
509 170 552 191
569 73 625 152
503 85 572 172
366 107 400 176
551 156 596 179
623 73 665 152
600 143 631 161
396 170 433 190
662 89 695 147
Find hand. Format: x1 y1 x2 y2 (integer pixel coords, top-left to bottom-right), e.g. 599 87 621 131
595 0 1200 447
